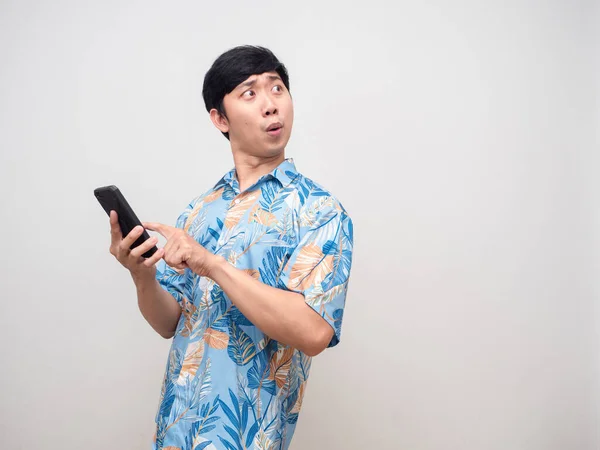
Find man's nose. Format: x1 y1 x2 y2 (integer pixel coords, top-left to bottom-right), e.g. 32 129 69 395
263 98 278 116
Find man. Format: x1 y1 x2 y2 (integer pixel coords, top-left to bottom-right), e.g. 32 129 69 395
108 46 354 450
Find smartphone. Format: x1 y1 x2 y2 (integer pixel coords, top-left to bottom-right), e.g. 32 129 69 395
94 185 158 258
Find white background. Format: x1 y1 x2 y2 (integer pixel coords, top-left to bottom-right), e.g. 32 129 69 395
0 1 598 449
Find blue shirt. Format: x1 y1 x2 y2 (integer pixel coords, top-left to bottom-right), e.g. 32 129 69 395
152 158 354 450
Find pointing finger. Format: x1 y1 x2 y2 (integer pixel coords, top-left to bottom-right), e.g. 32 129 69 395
143 222 164 234
143 222 176 239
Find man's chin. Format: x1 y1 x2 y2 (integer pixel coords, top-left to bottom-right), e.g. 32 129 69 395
235 147 285 160
260 148 286 159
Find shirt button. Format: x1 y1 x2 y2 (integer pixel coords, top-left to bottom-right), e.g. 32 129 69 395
234 199 241 205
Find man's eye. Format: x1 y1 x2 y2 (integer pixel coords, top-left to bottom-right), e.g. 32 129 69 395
272 85 282 93
243 90 255 98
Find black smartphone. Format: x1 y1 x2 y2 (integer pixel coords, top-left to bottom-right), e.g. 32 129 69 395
94 185 158 258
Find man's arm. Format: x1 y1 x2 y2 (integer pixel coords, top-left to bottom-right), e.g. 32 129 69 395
144 221 334 355
108 211 182 339
208 256 333 356
131 270 182 339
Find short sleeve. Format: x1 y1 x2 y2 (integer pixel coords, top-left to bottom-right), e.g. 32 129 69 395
155 201 195 304
279 203 354 348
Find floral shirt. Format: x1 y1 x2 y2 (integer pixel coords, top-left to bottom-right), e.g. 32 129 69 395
153 158 354 450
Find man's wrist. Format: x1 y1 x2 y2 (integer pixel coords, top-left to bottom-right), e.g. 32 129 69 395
130 267 157 288
205 254 228 281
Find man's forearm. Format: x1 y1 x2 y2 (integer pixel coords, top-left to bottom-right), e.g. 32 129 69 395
207 256 332 356
132 271 181 339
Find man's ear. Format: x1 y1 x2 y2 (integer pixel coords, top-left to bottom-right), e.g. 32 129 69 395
210 109 230 134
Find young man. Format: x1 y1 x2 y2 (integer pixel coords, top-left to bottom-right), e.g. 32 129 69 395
108 46 354 450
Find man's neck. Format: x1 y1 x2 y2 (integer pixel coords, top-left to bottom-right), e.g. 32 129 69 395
231 152 285 193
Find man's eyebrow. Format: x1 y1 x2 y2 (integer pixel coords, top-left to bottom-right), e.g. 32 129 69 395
239 79 256 89
237 75 283 90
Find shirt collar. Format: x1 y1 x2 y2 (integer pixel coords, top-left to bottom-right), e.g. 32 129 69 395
218 157 299 192
270 157 299 186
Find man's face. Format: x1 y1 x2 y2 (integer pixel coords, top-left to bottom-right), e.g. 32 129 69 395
216 71 294 158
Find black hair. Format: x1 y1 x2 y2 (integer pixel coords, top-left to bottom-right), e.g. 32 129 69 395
202 45 290 140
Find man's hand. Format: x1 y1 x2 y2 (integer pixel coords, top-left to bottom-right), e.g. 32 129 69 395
108 211 183 339
143 222 218 277
109 211 165 276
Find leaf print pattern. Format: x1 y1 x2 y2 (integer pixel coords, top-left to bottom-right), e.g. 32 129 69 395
204 186 225 204
290 382 305 414
192 436 217 450
249 204 278 227
269 347 294 389
287 243 334 291
225 192 259 229
177 340 205 385
203 328 229 350
179 296 196 338
152 158 353 450
243 269 260 280
227 322 257 366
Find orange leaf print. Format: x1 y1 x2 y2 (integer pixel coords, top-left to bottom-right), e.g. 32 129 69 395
244 269 260 280
177 340 204 384
288 244 334 291
225 192 258 229
291 382 306 414
182 188 224 232
204 327 229 350
204 186 224 203
183 201 204 233
180 297 196 337
269 347 294 389
249 204 277 227
164 447 181 450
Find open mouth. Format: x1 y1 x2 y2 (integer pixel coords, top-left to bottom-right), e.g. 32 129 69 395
266 123 283 136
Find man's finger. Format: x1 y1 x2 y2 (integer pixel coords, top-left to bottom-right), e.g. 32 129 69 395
130 236 159 259
109 211 122 242
171 261 188 274
143 222 171 238
120 225 145 251
143 247 165 267
162 234 177 256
